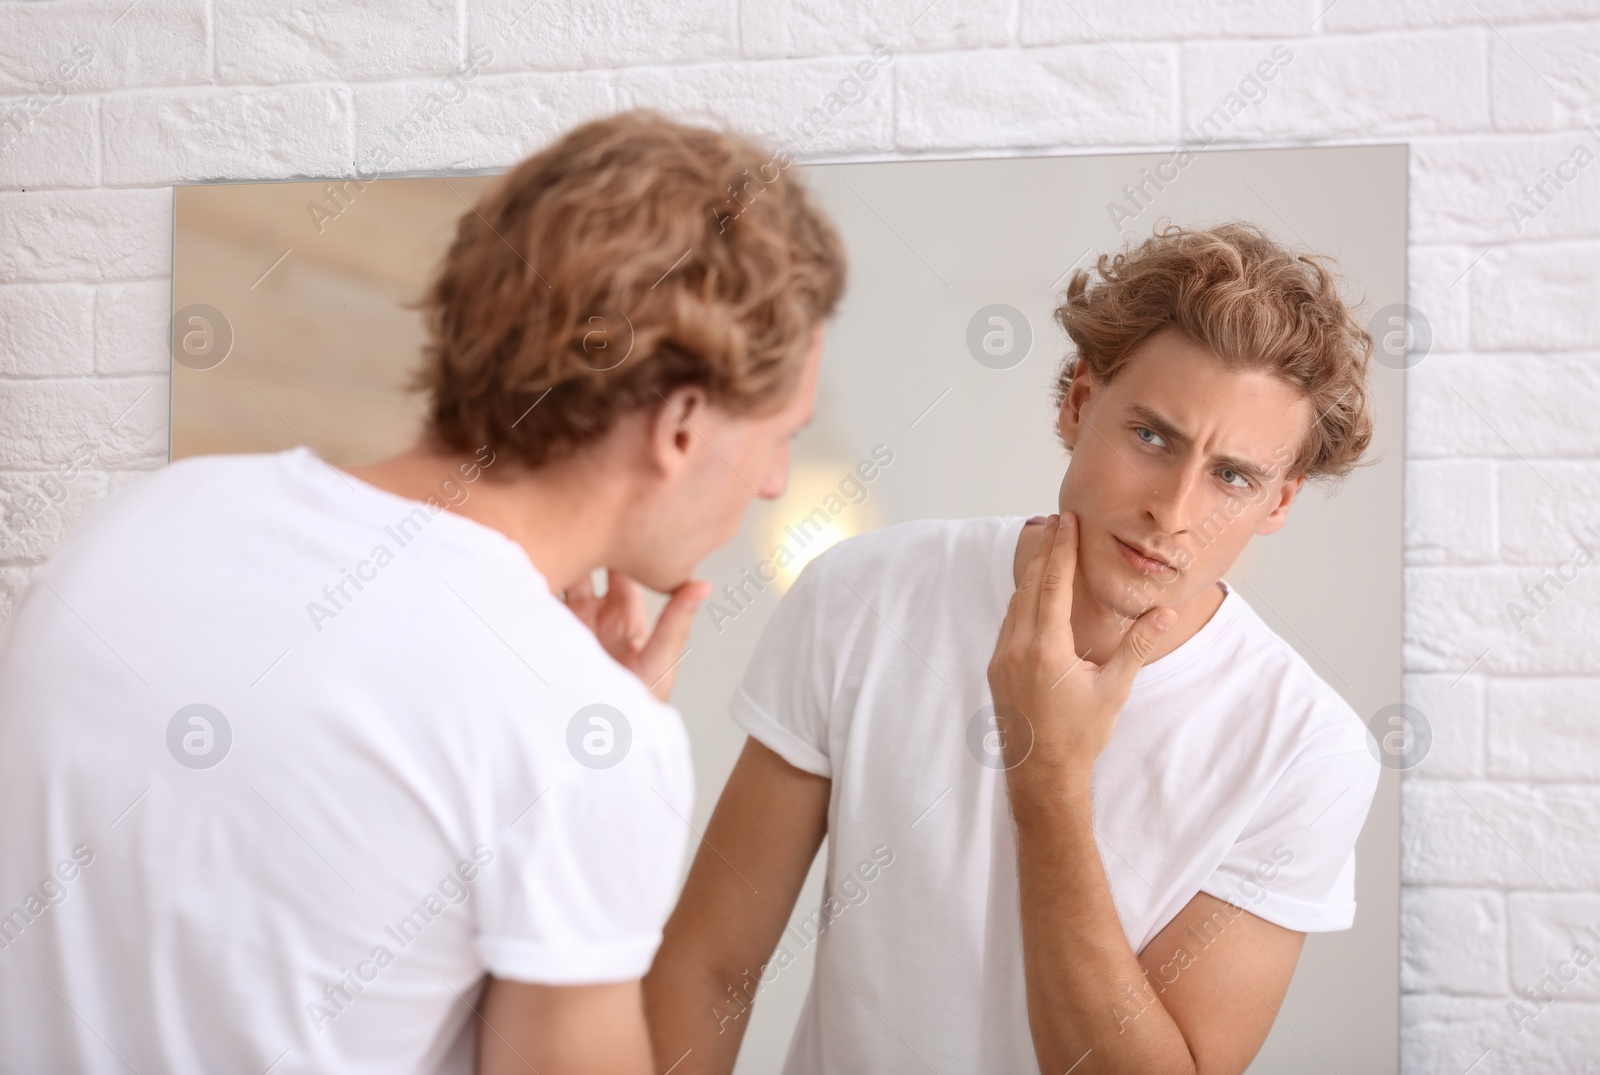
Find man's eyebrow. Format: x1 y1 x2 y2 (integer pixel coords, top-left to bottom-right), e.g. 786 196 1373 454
1124 403 1277 483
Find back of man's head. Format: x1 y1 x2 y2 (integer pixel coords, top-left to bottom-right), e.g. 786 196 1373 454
411 110 847 476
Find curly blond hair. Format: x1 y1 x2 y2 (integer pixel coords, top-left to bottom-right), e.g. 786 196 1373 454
1053 221 1374 484
412 110 847 473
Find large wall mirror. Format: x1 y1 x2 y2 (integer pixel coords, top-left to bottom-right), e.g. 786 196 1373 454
173 142 1406 1073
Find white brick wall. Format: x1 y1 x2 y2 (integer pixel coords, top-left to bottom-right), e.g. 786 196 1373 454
0 1 1596 1067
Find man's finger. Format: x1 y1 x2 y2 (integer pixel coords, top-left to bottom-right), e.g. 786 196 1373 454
637 580 709 699
1099 605 1177 696
1034 511 1079 654
1011 514 1059 645
603 570 650 651
564 573 598 625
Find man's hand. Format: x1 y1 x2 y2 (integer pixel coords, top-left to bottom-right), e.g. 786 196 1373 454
563 569 709 702
986 512 1176 789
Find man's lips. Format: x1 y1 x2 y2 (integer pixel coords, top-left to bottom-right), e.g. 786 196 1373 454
1115 537 1175 573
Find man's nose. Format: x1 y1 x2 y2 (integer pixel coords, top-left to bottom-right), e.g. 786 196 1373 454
757 449 791 500
1144 464 1201 533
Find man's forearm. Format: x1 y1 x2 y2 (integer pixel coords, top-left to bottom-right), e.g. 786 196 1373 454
1008 775 1197 1075
642 949 752 1075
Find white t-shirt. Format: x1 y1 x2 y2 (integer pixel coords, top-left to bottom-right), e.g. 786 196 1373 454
730 515 1381 1075
0 446 693 1074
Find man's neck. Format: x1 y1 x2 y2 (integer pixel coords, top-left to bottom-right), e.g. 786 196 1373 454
1012 519 1224 668
340 445 620 594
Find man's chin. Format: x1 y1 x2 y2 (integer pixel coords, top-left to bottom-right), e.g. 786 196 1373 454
1085 570 1174 623
630 563 700 596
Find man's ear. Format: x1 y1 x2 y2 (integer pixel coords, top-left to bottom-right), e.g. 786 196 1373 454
647 384 707 476
1256 475 1305 536
1056 369 1096 451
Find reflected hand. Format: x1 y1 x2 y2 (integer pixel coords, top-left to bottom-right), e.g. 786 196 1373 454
985 513 1176 789
563 569 709 703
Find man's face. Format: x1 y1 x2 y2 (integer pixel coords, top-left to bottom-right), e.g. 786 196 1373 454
620 328 823 590
1057 326 1312 621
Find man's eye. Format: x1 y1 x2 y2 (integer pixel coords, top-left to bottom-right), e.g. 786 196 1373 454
1220 468 1251 490
1132 425 1171 447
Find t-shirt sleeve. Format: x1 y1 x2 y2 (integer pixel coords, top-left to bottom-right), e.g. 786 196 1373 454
1198 742 1381 933
727 554 835 778
472 725 693 984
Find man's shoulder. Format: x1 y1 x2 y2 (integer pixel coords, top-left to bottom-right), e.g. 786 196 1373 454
1220 592 1375 760
32 451 290 571
766 516 1020 655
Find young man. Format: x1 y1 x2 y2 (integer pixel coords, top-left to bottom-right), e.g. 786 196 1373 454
0 112 845 1074
644 222 1383 1074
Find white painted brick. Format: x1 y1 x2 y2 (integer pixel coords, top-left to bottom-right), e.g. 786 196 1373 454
1407 671 1485 778
1411 133 1600 245
0 0 208 95
0 189 170 284
616 57 894 157
94 280 171 375
0 378 167 472
1487 678 1600 782
1409 354 1600 459
351 70 613 175
101 86 356 185
469 0 737 71
215 0 459 84
1498 461 1600 564
743 0 1006 59
0 567 34 618
1469 243 1600 351
0 467 115 563
1507 893 1600 1004
1022 0 1304 44
1489 22 1600 133
1405 459 1495 565
1407 245 1473 355
0 283 95 376
0 94 97 187
1403 994 1600 1075
1408 566 1600 675
895 46 1175 152
1326 0 1597 32
1404 779 1600 887
1402 887 1506 994
1180 31 1488 142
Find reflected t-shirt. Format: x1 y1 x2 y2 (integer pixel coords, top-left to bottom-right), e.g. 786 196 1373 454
731 515 1380 1075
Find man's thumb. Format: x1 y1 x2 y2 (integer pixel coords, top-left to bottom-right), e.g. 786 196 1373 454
638 581 710 698
1102 607 1177 691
